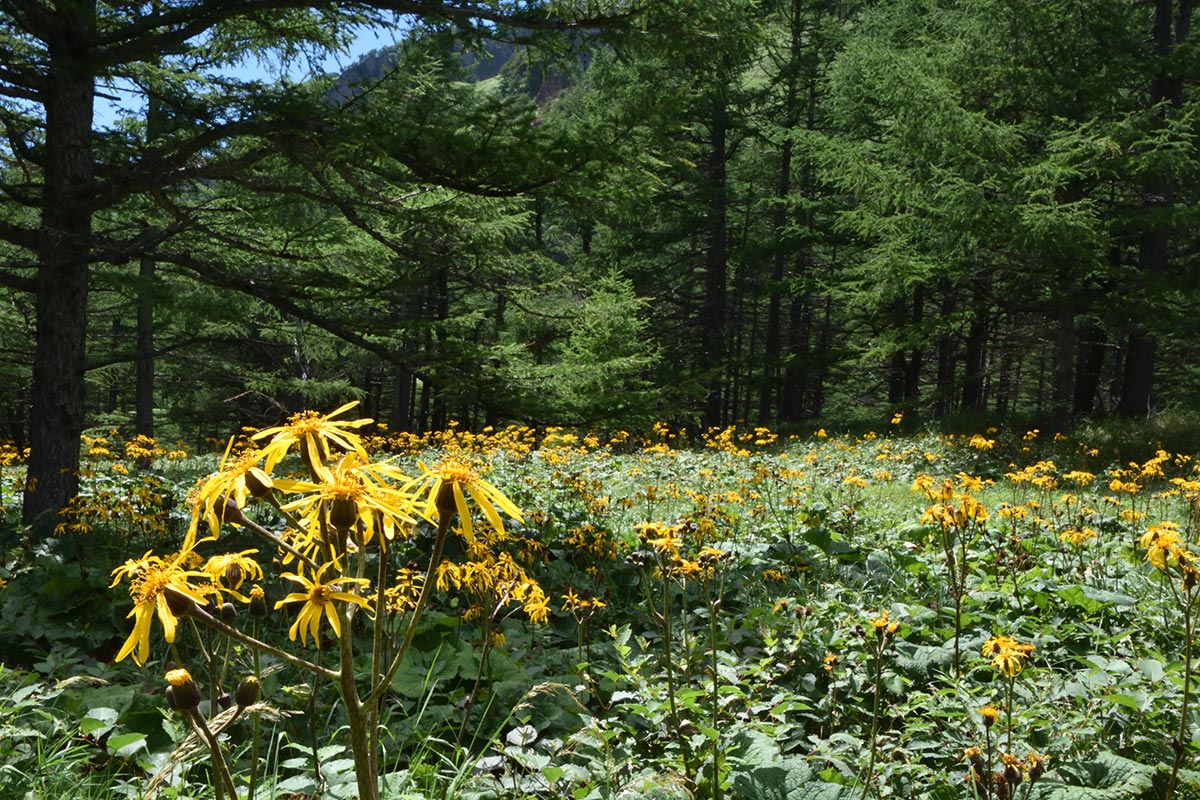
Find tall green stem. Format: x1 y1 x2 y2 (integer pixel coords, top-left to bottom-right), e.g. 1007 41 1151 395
1166 585 1195 800
365 512 453 708
331 581 378 800
859 639 885 800
187 708 238 800
708 588 722 800
249 621 262 800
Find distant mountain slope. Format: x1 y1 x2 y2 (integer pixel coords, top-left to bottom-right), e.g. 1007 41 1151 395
325 38 520 104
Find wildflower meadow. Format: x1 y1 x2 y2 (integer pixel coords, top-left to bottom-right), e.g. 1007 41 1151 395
2 408 1200 800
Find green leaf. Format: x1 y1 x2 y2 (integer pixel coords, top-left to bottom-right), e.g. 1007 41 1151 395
1136 658 1165 683
729 730 852 800
107 731 146 757
80 706 119 735
1056 586 1136 613
1105 692 1148 712
1029 752 1155 800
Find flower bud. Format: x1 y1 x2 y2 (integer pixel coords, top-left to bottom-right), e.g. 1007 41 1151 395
165 668 201 712
248 585 268 619
220 602 238 623
244 467 274 499
218 496 249 526
235 675 261 708
164 586 195 618
330 497 358 531
434 482 458 523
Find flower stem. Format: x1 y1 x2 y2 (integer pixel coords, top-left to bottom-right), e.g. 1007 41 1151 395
1167 585 1195 800
186 708 238 800
858 640 885 800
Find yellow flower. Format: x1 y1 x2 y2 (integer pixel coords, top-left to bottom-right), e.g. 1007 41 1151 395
253 401 371 473
1059 528 1098 547
982 635 1034 677
112 553 209 665
523 584 550 624
274 563 371 647
977 705 999 727
1141 522 1183 570
202 549 263 601
870 609 900 636
635 521 680 555
967 435 995 451
279 452 417 544
403 456 523 541
187 441 267 546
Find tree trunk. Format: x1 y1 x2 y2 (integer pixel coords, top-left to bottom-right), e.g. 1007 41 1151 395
390 361 412 432
702 90 728 429
1073 322 1106 415
761 132 791 426
1120 0 1191 415
760 0 803 426
135 256 155 442
903 286 924 403
811 295 833 416
888 296 907 406
24 7 97 529
960 309 987 413
934 288 956 417
1050 292 1075 420
780 288 811 421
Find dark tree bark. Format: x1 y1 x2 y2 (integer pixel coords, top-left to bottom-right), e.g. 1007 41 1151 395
780 287 811 421
904 286 924 402
960 303 987 412
23 4 97 529
1120 0 1192 414
760 0 803 426
1050 291 1075 419
810 295 833 416
702 90 729 428
135 255 156 446
1073 321 1106 415
888 296 907 406
934 287 957 416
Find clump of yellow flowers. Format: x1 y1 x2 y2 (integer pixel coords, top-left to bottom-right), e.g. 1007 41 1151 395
109 402 535 800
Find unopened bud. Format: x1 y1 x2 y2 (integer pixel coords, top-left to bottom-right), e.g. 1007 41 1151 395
330 497 358 531
218 496 249 526
164 587 195 618
244 467 273 498
220 602 238 623
165 668 201 712
235 675 261 708
248 585 268 619
434 482 458 523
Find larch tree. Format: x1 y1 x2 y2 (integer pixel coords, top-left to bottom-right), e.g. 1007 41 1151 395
0 0 664 529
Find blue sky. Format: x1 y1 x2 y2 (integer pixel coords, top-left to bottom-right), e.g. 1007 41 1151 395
94 22 403 129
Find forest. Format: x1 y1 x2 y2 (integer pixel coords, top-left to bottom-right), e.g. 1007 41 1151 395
2 0 1198 527
2 1 1200 799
